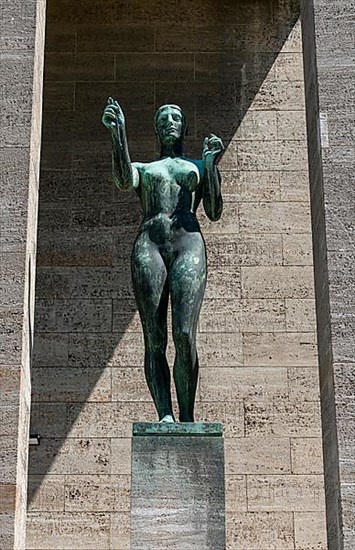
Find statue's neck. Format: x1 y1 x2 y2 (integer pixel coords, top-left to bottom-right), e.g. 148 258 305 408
160 141 183 159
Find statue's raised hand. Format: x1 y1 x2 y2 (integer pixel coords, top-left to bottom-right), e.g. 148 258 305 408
203 133 224 163
102 97 125 134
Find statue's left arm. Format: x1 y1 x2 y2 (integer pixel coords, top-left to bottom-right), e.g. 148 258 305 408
202 134 224 221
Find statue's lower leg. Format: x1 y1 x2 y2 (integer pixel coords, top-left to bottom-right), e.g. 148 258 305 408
144 349 174 421
173 337 198 422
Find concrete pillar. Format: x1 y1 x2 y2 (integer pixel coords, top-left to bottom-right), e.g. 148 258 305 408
301 1 355 548
0 1 46 547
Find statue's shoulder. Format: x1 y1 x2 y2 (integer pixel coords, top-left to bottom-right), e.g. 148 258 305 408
132 161 148 171
183 157 204 177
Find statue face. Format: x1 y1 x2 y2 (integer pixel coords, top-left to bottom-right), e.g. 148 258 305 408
156 106 184 145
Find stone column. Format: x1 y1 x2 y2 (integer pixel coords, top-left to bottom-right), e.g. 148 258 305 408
131 423 225 549
301 1 355 548
0 1 46 548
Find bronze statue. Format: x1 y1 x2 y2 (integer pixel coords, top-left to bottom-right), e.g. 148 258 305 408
102 98 223 422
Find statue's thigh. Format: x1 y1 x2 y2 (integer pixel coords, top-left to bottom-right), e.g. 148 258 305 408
131 237 168 317
170 246 206 331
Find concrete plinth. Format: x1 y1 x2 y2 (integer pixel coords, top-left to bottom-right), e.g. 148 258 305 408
131 423 225 550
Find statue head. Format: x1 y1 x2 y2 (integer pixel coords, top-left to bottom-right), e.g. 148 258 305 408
155 105 187 147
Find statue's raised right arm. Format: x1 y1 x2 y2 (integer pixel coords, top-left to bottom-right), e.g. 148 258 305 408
102 97 140 190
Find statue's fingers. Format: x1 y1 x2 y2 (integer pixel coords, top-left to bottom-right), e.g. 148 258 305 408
104 108 116 118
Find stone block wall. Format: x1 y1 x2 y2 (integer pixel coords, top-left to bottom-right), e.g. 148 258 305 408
301 0 355 547
26 1 327 548
0 0 46 548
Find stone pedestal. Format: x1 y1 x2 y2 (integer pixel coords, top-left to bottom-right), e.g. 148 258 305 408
131 423 225 550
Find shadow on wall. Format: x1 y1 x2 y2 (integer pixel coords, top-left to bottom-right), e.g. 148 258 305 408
28 0 300 503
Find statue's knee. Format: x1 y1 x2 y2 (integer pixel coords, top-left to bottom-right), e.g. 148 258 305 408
173 328 193 352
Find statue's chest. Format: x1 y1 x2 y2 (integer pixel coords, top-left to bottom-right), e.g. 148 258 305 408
142 159 199 196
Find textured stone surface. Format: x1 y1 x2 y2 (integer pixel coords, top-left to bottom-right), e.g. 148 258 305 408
301 0 355 546
25 0 326 548
131 430 225 549
0 0 46 547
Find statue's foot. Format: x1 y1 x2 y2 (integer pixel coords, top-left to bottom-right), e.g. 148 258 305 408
159 414 175 423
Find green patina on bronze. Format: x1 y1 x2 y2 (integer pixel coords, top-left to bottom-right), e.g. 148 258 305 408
132 422 224 437
102 98 223 423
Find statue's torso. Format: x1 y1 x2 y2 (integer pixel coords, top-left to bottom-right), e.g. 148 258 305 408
135 157 201 214
133 157 203 246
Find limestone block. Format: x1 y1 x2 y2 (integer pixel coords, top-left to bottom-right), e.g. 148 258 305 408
280 141 309 171
68 332 144 367
247 475 326 512
43 81 75 112
241 266 315 299
197 332 243 367
277 111 307 141
275 53 304 81
195 52 243 81
234 111 277 141
199 298 239 332
75 82 154 117
240 202 311 234
0 484 16 513
0 365 20 403
199 202 239 234
66 402 157 438
239 299 286 332
110 512 130 550
243 332 318 366
225 475 247 512
115 53 194 82
26 511 111 550
294 511 327 550
45 53 115 81
111 438 131 475
195 402 244 438
291 438 324 474
36 266 134 302
31 367 112 402
0 511 14 548
204 264 241 299
199 367 288 402
248 80 305 111
218 141 238 170
37 229 114 267
156 26 237 53
0 436 17 484
226 511 294 549
279 20 302 54
112 299 141 332
280 170 311 201
1 404 20 437
32 333 69 367
220 171 280 202
283 234 314 266
288 368 321 402
244 399 322 437
206 234 283 267
286 299 317 331
237 141 280 171
77 24 154 52
45 24 76 52
28 438 111 476
27 475 65 512
64 474 130 513
0 253 26 308
112 367 152 402
47 0 116 24
226 437 291 475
